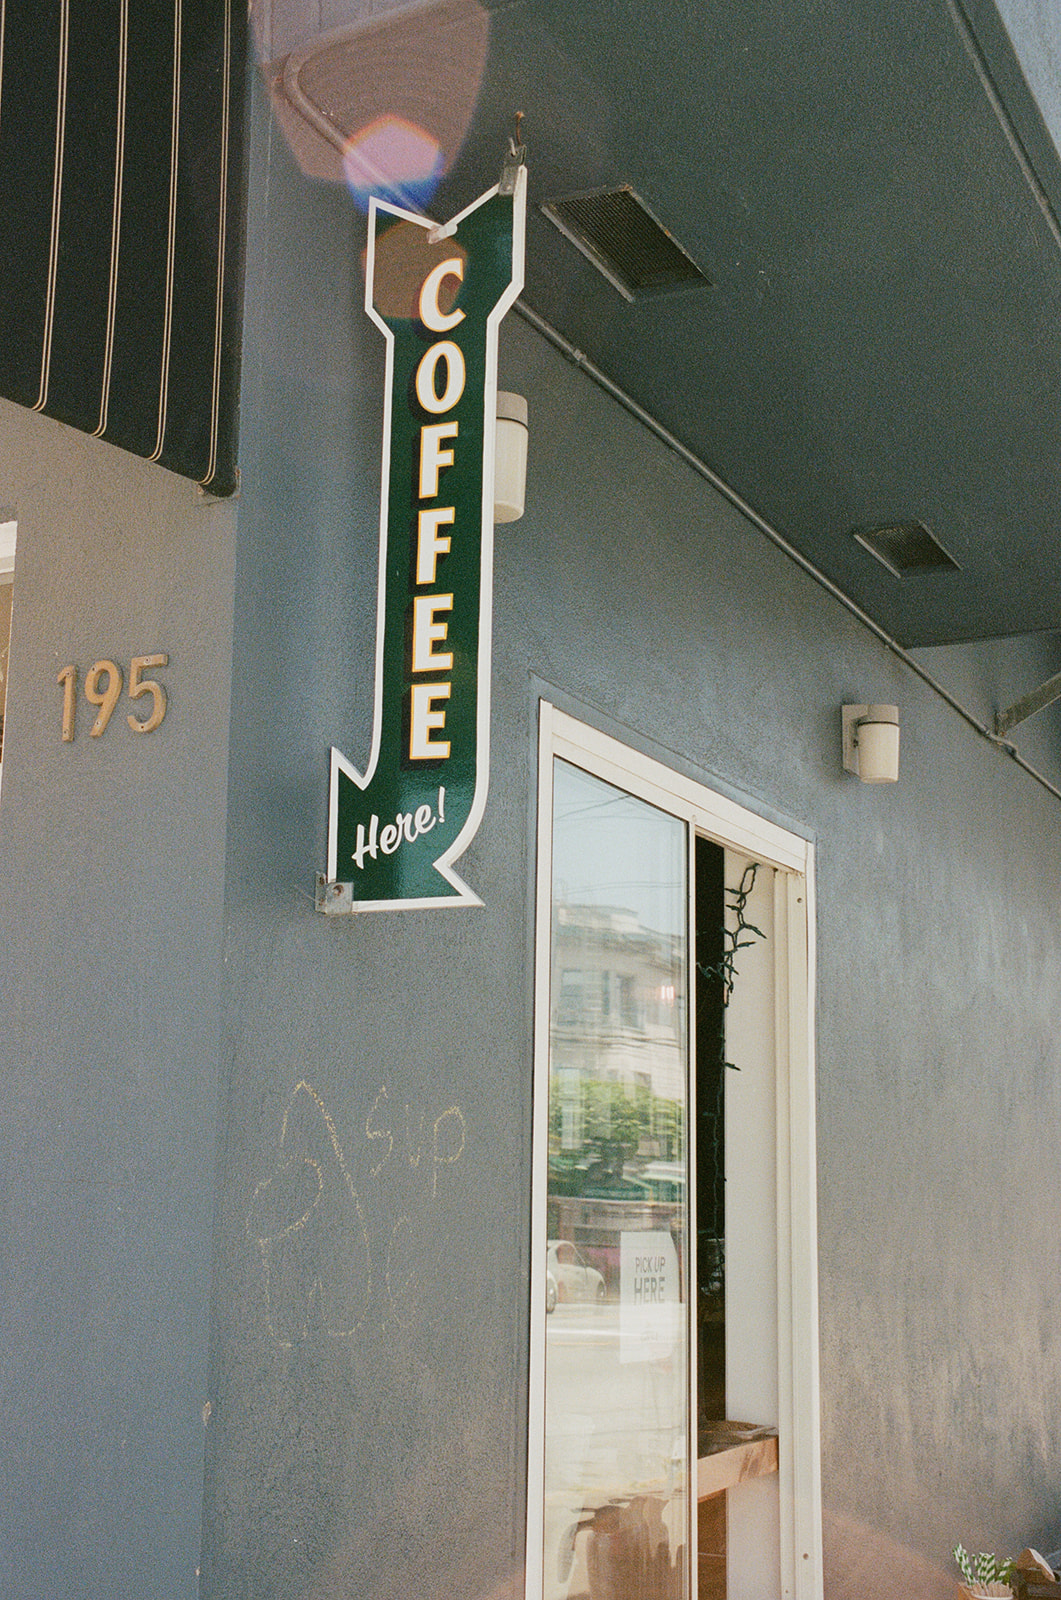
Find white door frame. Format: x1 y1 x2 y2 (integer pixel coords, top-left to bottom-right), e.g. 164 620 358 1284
527 702 822 1600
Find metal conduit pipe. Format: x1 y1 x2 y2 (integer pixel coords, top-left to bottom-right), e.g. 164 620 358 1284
515 299 1061 809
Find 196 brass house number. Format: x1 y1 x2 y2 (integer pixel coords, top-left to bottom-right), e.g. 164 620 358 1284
57 654 168 741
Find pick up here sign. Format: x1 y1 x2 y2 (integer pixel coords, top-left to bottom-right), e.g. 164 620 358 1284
320 167 526 913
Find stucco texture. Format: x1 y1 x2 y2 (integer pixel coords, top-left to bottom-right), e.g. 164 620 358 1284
202 83 1061 1600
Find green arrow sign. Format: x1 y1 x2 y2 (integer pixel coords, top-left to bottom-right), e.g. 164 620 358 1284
319 167 526 912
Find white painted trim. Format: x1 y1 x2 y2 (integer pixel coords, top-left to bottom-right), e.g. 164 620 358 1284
525 700 558 1600
549 707 809 874
33 0 69 415
0 518 15 579
93 0 128 441
148 0 181 461
775 856 824 1599
527 702 822 1600
686 817 700 1600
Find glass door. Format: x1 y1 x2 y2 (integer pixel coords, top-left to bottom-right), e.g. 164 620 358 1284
540 758 691 1600
528 704 823 1600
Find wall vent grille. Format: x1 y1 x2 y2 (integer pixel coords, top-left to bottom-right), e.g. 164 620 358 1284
853 520 961 578
541 185 710 300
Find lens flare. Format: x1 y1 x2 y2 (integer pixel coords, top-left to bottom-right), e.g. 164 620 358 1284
343 116 445 215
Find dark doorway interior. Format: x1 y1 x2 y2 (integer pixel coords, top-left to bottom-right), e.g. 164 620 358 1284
696 835 726 1426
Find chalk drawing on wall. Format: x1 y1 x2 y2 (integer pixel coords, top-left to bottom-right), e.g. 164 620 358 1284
247 1079 371 1347
366 1086 469 1327
250 1079 468 1344
431 1105 465 1199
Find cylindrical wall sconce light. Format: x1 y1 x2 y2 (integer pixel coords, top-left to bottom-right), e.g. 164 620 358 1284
842 703 900 783
494 391 528 523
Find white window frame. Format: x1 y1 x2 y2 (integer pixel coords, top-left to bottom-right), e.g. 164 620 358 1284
0 514 15 799
527 702 823 1600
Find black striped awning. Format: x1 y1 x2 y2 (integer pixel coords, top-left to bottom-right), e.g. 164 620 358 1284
0 0 246 496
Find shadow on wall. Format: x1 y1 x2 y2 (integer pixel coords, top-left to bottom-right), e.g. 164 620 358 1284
823 1506 956 1600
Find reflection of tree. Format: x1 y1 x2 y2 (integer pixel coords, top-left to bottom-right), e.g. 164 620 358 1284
548 1075 683 1195
582 1079 641 1154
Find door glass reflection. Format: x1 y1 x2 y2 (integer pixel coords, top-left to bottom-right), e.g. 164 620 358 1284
544 760 689 1600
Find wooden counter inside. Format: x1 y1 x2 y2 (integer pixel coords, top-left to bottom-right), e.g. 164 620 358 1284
696 1423 779 1501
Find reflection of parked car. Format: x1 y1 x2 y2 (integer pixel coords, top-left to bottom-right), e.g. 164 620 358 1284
545 1268 557 1314
547 1240 606 1303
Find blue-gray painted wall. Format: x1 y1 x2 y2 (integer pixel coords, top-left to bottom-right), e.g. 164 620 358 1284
203 80 1061 1600
2 60 1061 1600
0 411 237 1598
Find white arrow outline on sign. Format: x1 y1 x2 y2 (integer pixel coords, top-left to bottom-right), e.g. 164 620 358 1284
326 168 526 910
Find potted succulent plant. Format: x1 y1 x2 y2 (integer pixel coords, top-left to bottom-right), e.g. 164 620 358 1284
953 1543 1014 1597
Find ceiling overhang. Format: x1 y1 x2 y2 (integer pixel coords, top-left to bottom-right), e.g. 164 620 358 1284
260 0 1061 648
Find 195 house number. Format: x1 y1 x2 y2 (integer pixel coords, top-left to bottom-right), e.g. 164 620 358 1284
57 654 168 742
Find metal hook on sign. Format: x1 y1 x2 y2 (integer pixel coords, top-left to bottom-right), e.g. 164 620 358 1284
500 112 526 194
426 217 458 245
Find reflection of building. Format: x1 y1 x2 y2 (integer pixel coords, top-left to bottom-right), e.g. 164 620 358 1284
549 904 687 1293
551 902 685 1120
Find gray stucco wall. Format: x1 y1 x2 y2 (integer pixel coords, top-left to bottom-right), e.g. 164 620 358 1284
0 408 237 1597
910 633 1061 794
992 0 1061 153
201 78 1061 1600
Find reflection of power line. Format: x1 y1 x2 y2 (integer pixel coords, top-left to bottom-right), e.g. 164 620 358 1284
554 795 646 822
560 881 680 899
